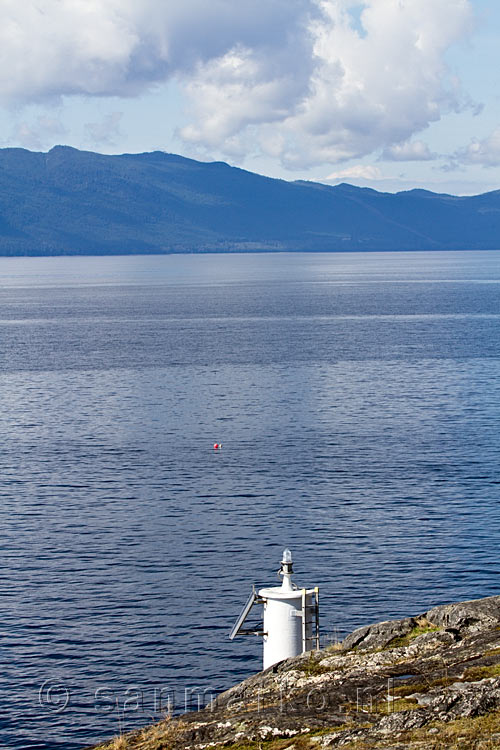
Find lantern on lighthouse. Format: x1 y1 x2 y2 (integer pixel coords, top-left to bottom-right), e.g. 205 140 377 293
229 549 319 670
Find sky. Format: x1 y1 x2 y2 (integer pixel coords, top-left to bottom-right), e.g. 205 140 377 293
0 0 499 195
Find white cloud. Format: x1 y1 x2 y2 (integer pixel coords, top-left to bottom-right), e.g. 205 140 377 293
381 140 437 162
0 0 474 168
85 112 124 146
0 0 311 102
178 43 312 150
180 0 474 168
9 115 66 150
454 126 500 167
325 164 383 181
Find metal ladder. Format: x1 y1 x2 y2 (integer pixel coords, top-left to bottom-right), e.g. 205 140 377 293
301 586 320 652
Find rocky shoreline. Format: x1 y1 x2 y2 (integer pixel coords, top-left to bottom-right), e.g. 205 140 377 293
92 595 500 750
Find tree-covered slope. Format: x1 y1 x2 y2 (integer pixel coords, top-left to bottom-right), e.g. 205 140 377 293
0 145 499 255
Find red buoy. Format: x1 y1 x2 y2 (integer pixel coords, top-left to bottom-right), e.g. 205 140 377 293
213 443 221 450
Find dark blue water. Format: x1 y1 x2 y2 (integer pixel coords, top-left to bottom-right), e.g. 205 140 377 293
0 251 499 749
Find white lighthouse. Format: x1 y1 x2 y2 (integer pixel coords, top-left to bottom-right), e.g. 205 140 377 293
229 549 319 670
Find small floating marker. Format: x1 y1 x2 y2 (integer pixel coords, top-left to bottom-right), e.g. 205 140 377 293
213 442 222 450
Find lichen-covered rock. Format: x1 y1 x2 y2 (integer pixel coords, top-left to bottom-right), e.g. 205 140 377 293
405 628 457 655
423 677 500 720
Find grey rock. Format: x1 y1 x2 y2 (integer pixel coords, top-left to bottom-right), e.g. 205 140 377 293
407 693 436 706
404 629 458 657
342 617 417 652
377 710 429 734
432 677 500 719
426 595 500 634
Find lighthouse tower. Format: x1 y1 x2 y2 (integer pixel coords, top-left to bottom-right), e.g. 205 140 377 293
229 549 319 670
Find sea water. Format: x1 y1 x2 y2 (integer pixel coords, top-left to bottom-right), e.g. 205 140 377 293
0 251 499 749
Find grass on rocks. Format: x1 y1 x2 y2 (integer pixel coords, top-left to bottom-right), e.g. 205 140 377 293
386 619 439 649
296 654 332 677
95 716 189 750
464 663 500 681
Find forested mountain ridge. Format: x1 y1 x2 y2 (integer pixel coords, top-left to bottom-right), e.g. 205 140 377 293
0 145 498 255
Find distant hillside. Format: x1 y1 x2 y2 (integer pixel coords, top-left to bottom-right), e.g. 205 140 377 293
0 145 499 255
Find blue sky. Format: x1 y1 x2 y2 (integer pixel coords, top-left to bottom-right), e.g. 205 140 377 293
0 0 499 194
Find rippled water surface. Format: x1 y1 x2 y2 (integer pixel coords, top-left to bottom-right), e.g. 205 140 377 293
1 251 499 749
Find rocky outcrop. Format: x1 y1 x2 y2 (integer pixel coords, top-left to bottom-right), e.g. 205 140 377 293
341 595 500 652
91 595 500 750
426 595 500 634
341 617 418 652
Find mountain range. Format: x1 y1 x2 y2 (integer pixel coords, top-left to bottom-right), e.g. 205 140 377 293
0 145 499 256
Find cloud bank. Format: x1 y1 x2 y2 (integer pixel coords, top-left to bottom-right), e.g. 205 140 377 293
325 165 383 181
0 0 310 101
381 140 437 162
0 0 473 167
455 126 500 167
